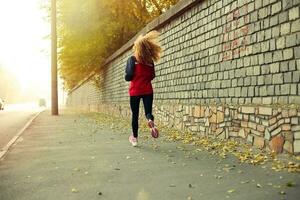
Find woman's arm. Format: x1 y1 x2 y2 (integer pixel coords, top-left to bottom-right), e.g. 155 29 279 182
125 56 136 81
151 63 156 80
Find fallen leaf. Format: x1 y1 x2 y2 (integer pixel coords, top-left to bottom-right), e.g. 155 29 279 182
71 188 78 193
227 189 235 193
256 183 262 188
279 191 286 195
286 181 296 187
240 180 250 184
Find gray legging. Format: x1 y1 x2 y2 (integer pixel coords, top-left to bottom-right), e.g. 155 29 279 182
130 94 154 138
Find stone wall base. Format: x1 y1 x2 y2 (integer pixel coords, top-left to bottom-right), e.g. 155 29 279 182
73 103 300 155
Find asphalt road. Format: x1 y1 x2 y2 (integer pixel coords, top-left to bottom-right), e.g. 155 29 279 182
0 103 42 150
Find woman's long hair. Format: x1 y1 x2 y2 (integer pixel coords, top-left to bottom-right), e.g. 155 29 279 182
133 30 162 65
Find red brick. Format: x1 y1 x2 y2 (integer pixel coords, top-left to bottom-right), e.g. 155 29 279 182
270 136 284 154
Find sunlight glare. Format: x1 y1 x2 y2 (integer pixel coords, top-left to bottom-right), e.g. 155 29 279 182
0 0 51 100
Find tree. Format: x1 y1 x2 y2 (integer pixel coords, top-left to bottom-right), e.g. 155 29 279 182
56 0 179 90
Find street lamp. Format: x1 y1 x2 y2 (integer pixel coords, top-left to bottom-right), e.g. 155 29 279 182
51 0 58 115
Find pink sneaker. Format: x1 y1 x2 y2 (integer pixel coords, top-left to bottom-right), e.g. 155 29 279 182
148 120 159 138
129 135 138 147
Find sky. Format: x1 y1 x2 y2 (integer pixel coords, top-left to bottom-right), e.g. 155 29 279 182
0 0 61 103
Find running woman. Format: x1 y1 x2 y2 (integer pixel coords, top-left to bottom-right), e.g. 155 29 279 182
125 30 162 147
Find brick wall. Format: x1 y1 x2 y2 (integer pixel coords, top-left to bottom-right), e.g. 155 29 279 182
67 0 300 154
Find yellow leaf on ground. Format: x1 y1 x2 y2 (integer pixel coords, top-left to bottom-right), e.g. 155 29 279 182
71 188 78 193
227 189 235 193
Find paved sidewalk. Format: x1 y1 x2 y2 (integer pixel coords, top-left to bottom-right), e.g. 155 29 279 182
0 110 299 200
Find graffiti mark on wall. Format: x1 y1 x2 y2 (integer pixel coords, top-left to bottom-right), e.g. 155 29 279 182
222 5 250 61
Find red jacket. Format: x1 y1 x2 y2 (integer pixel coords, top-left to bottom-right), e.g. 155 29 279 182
125 56 155 96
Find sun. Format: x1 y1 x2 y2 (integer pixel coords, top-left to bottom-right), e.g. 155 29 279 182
0 0 51 99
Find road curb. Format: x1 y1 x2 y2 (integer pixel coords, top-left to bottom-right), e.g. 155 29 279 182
0 110 45 161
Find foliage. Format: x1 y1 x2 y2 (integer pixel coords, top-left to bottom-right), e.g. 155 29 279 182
56 0 179 90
